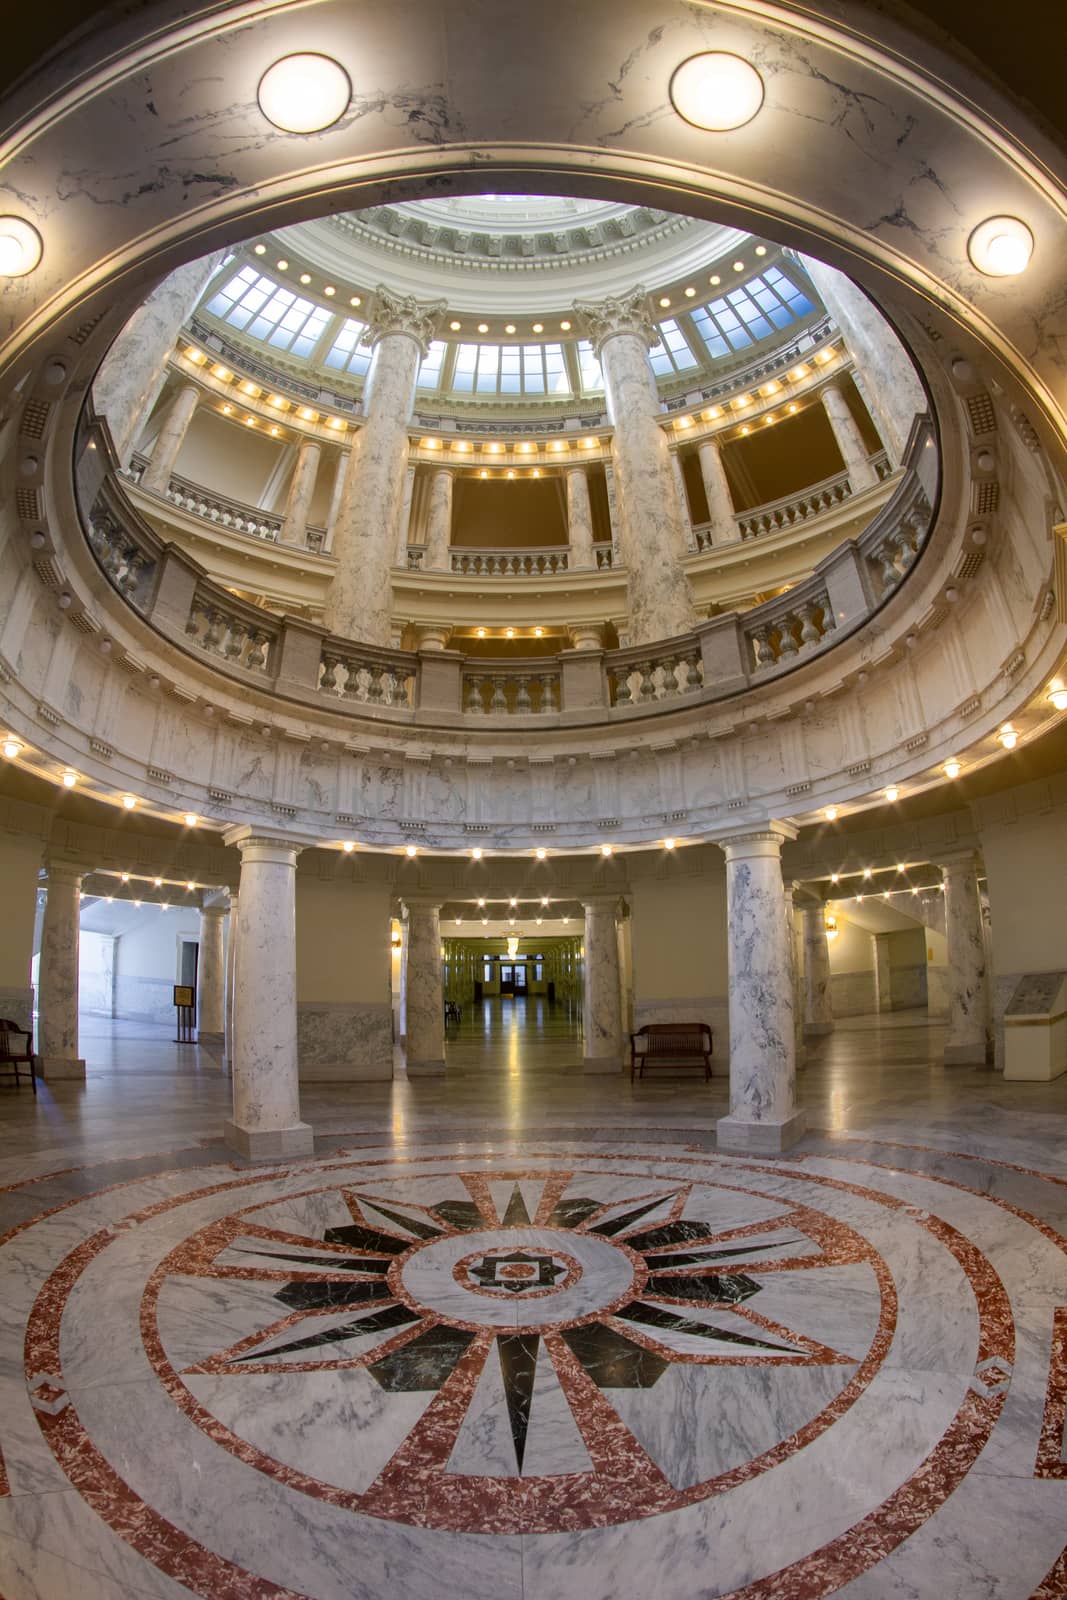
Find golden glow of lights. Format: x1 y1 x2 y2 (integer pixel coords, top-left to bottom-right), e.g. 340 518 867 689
534 626 544 637
324 285 335 296
256 53 351 133
664 838 676 850
472 847 483 860
122 795 137 810
276 259 288 271
506 469 515 479
350 296 361 307
998 725 1018 749
709 273 721 285
343 840 355 852
254 244 266 255
211 364 231 380
1049 686 1067 711
684 286 696 297
560 320 572 331
863 867 872 879
885 786 899 802
478 323 489 334
787 403 798 413
479 469 489 478
943 758 962 779
476 627 486 637
601 843 613 857
790 365 808 379
61 769 77 787
405 844 418 857
531 468 541 478
184 814 198 827
505 627 515 638
659 296 671 307
755 244 767 256
733 260 745 272
967 215 1034 277
269 426 280 436
535 847 547 860
0 218 43 277
299 407 316 420
583 436 597 449
831 872 839 884
532 322 543 333
121 872 130 883
505 324 516 334
669 52 765 131
824 805 838 821
244 416 255 427
299 272 311 285
740 426 750 435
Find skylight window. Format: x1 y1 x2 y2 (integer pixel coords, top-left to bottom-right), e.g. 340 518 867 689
648 318 699 377
204 266 332 357
577 340 604 392
416 340 447 390
689 269 815 358
323 317 375 377
449 341 574 398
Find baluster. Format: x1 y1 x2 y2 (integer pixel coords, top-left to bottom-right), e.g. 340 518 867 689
683 649 702 691
184 605 206 644
777 616 800 658
750 626 776 670
319 653 338 692
539 672 557 712
876 543 902 589
465 675 484 714
203 608 227 654
367 664 384 703
224 623 245 661
638 661 656 700
614 666 632 705
896 526 918 570
245 632 269 672
489 676 508 714
515 675 532 714
798 604 822 650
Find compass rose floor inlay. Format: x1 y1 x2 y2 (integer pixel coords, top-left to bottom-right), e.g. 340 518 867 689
1 1134 1067 1598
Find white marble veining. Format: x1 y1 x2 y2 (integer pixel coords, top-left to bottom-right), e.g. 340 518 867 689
195 903 226 1043
939 852 990 1064
802 904 835 1037
403 900 445 1074
281 438 321 547
36 859 84 1079
582 897 622 1071
821 381 879 491
225 830 312 1158
296 1001 393 1080
565 465 596 568
422 466 454 571
697 438 740 546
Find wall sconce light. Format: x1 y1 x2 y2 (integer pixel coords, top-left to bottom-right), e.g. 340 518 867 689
824 914 838 940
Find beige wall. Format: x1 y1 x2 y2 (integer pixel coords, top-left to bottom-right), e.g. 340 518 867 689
296 879 391 1004
825 913 871 974
630 875 728 1000
0 832 43 1018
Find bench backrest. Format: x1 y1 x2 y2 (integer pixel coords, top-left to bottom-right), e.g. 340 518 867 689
634 1023 712 1048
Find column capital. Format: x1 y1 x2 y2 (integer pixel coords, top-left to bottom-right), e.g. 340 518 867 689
573 288 655 357
402 895 443 914
222 825 315 861
711 820 799 858
368 286 447 358
933 848 982 874
568 622 604 651
199 902 228 920
43 854 87 886
581 895 620 913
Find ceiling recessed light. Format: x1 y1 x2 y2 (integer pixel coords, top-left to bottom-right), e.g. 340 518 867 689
505 324 516 334
535 847 547 860
885 786 899 803
476 627 486 638
154 877 163 888
472 847 483 859
534 626 544 637
122 794 137 810
510 897 517 908
253 244 266 255
0 217 43 277
505 627 515 638
541 896 549 906
831 873 839 884
532 323 543 333
669 52 765 131
257 53 351 133
601 843 613 857
709 274 721 285
299 272 311 285
350 295 361 307
1048 687 1067 712
755 244 767 256
342 840 355 852
733 260 745 272
824 806 838 821
478 323 489 334
967 215 1034 277
405 843 418 857
863 867 872 879
997 725 1018 749
276 259 289 271
659 296 671 308
184 813 198 827
664 838 676 850
560 320 571 331
943 758 961 779
684 286 696 297
324 285 335 296
61 769 77 787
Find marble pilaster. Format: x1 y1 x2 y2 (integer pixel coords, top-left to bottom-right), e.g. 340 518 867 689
223 830 312 1159
223 892 237 1074
281 439 321 547
140 383 199 493
37 859 85 1079
582 898 623 1073
715 826 807 1152
938 852 991 1064
872 933 893 1014
820 382 879 491
403 900 445 1075
196 903 227 1047
801 904 835 1037
575 291 695 645
697 438 740 543
565 466 596 569
423 467 455 571
92 251 226 466
325 289 444 645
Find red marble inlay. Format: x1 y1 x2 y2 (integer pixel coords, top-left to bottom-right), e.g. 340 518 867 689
451 1244 583 1300
1035 1305 1067 1479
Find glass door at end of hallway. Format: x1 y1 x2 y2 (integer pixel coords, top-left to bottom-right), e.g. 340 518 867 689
499 964 528 996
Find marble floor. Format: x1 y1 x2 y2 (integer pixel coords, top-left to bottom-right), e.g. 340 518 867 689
1 1004 1066 1598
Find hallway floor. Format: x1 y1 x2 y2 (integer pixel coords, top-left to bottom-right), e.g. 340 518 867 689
0 1006 1065 1597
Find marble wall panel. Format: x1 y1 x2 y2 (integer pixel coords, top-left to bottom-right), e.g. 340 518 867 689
889 963 928 1010
114 973 175 1025
0 985 34 1032
297 1001 393 1081
831 970 877 1017
927 965 951 1019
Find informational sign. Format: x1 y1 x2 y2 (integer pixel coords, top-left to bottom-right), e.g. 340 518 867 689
173 984 195 1009
1005 972 1067 1018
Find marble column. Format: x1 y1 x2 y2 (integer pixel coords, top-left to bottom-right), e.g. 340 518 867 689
37 859 86 1079
801 905 835 1037
423 467 455 571
92 251 227 466
939 852 990 1064
224 828 312 1159
223 893 237 1074
196 903 227 1048
698 438 740 544
670 452 695 549
395 461 416 565
582 897 622 1073
872 933 893 1013
565 466 596 568
324 448 352 553
325 289 444 645
784 889 806 1070
403 900 445 1075
820 382 879 491
715 825 807 1152
140 383 199 493
281 439 321 547
575 291 695 644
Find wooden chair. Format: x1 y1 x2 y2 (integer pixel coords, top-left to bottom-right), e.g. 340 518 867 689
0 1018 38 1092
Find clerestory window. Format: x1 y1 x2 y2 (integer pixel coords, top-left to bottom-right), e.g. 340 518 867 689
204 266 332 357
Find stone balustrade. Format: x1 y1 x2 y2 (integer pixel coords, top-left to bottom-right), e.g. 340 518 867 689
463 665 561 715
607 644 704 705
185 590 276 673
79 410 936 729
450 547 570 576
319 645 417 708
732 469 854 542
594 543 614 568
125 458 286 542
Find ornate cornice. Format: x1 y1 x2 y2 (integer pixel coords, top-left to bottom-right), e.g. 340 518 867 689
573 290 655 358
368 287 447 358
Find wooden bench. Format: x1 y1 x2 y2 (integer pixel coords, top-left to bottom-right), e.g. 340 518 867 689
0 1018 37 1093
630 1022 713 1083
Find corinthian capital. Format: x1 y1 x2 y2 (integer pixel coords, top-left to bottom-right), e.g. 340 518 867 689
573 288 655 356
368 286 447 357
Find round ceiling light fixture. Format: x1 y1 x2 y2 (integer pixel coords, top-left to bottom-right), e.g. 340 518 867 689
0 217 43 277
257 53 351 134
967 215 1034 277
670 53 765 131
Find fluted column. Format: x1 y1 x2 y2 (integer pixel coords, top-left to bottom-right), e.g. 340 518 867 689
223 828 312 1159
423 467 455 571
404 900 445 1075
37 858 86 1080
698 438 740 544
281 439 321 547
716 825 807 1152
938 852 990 1064
820 383 879 491
801 904 834 1037
325 288 445 645
92 251 227 466
140 383 199 493
575 291 695 644
582 897 622 1072
196 903 227 1047
565 466 596 568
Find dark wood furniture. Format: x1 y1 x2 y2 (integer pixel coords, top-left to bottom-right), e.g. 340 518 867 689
0 1018 37 1092
629 1022 713 1083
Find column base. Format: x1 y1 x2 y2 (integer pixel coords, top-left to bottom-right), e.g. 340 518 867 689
583 1054 623 1074
224 1120 314 1161
406 1057 446 1077
299 1059 394 1082
943 1041 990 1065
36 1057 86 1081
803 1022 834 1039
197 1030 225 1046
716 1109 808 1153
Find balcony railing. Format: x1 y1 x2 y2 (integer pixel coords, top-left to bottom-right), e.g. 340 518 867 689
404 543 615 575
80 409 936 729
